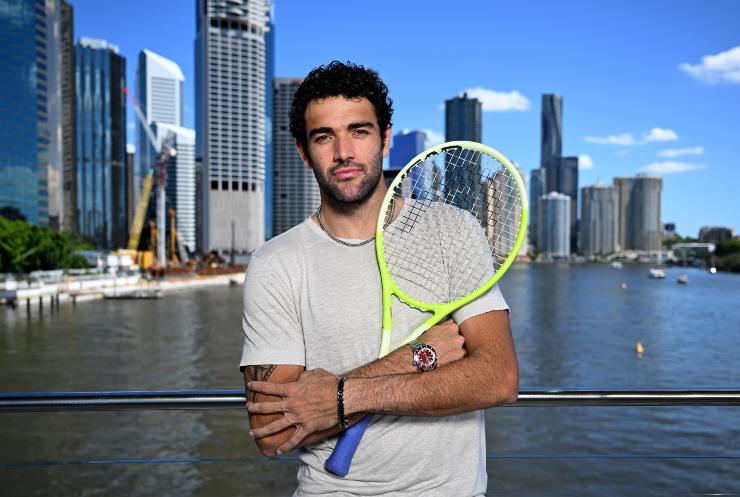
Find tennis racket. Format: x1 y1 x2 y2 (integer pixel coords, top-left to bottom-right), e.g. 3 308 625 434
324 141 528 476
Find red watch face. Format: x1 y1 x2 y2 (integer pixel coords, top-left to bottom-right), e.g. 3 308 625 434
417 348 435 366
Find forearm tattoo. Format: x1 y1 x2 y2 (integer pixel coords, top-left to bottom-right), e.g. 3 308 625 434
244 364 277 402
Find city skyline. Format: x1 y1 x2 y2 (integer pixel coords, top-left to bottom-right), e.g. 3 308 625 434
37 0 740 237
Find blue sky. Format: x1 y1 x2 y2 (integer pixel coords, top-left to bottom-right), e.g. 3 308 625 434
72 0 740 237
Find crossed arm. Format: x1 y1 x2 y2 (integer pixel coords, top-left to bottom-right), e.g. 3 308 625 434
243 310 518 457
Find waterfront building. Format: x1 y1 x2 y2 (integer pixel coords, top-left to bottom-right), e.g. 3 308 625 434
581 183 618 257
445 93 483 223
614 175 663 252
390 130 436 200
558 156 579 253
136 49 185 200
75 38 128 249
151 122 197 253
541 94 562 193
698 226 735 243
60 0 77 233
538 192 570 259
487 164 527 258
529 168 546 251
195 0 271 260
272 78 320 237
0 0 54 225
125 144 135 231
263 5 275 239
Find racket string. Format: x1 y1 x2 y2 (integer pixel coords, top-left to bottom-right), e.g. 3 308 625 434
383 148 523 305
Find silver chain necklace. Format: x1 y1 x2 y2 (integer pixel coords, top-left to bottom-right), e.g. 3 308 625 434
316 198 395 247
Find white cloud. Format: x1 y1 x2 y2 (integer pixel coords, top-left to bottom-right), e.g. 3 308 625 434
643 127 678 142
460 87 531 112
584 133 638 146
578 155 594 170
640 161 706 175
584 128 678 145
127 122 136 130
420 128 444 147
679 45 740 84
657 146 704 158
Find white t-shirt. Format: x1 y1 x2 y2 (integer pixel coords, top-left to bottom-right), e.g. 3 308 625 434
241 207 509 497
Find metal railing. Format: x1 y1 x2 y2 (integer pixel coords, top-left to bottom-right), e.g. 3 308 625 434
2 387 739 412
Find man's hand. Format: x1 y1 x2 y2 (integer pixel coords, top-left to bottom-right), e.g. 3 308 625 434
420 319 466 367
247 368 339 454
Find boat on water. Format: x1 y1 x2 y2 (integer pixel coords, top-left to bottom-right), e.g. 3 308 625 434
610 261 623 269
648 268 667 279
677 274 689 284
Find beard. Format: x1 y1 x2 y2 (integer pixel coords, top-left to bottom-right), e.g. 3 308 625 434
309 150 384 207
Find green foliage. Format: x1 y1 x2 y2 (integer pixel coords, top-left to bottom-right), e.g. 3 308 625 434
714 239 740 258
715 252 740 273
0 216 89 273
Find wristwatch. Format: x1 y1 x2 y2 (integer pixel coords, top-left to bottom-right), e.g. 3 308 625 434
410 340 438 372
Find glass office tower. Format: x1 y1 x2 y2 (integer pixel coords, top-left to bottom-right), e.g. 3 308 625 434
0 0 49 225
75 38 127 249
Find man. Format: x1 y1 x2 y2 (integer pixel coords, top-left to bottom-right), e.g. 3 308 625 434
241 61 518 496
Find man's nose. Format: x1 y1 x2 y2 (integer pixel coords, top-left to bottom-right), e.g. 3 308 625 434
333 134 355 163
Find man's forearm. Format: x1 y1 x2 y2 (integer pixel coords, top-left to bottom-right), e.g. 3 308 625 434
344 343 415 378
344 346 518 417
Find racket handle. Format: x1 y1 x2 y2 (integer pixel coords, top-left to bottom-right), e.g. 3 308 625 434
324 414 373 477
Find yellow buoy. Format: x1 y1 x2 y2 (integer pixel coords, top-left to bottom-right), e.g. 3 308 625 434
636 341 645 355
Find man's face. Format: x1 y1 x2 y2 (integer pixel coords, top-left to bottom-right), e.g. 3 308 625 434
297 96 390 206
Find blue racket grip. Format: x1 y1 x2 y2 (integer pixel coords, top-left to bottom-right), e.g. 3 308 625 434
324 414 373 476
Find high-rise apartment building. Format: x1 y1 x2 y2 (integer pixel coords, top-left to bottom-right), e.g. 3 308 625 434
614 175 663 252
558 156 579 253
75 38 128 249
445 94 483 222
136 50 185 194
581 183 618 257
60 0 77 233
272 78 320 237
196 0 270 259
541 94 562 193
152 122 197 252
538 192 570 259
529 168 546 251
0 0 51 225
125 144 135 231
263 5 275 240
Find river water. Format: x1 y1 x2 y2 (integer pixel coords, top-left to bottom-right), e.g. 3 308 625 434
1 264 739 496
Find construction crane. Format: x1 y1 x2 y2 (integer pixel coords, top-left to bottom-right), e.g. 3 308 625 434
123 87 180 268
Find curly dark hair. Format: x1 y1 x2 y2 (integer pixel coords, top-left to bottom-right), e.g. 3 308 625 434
290 61 394 150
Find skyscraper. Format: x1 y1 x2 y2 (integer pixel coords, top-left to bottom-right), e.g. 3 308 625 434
538 192 570 259
558 156 579 253
136 50 185 192
581 184 618 257
272 78 320 237
389 130 427 168
196 0 270 260
60 0 77 233
614 175 663 252
541 94 562 193
75 38 128 249
528 168 546 251
152 122 197 252
0 0 50 225
445 94 483 222
263 4 275 240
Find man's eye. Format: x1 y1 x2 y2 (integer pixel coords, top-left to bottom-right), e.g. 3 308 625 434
315 135 330 143
353 129 369 136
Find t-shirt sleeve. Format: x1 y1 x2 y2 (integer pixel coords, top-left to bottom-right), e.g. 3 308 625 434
240 254 305 368
450 209 510 325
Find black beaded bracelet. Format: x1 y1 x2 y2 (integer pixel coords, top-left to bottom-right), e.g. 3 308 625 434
337 376 349 429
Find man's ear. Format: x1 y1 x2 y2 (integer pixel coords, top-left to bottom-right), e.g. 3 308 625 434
295 140 312 169
382 126 392 159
